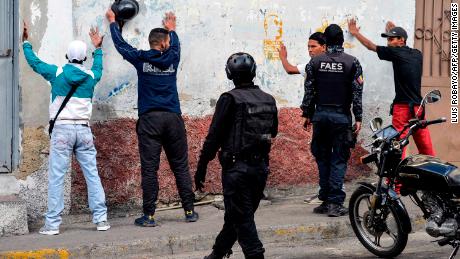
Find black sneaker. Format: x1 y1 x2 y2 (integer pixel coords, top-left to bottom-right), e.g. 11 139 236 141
313 202 329 214
134 214 157 227
185 210 199 222
327 203 348 217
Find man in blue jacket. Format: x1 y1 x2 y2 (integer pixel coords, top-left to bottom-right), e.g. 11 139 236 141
22 22 110 235
106 9 198 226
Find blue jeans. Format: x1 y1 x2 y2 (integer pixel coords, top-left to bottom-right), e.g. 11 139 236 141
311 113 352 205
46 124 107 229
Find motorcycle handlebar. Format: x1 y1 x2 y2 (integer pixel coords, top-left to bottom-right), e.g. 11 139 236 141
399 117 446 147
423 117 447 127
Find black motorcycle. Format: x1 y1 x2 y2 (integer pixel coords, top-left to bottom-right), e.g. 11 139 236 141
349 89 460 258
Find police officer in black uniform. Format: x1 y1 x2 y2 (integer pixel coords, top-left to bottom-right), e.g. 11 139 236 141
301 24 363 217
195 52 278 259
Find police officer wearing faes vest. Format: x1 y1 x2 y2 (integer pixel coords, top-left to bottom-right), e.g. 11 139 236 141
301 24 363 217
195 53 278 259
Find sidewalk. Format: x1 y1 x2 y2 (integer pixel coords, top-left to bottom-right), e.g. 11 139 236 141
0 181 426 258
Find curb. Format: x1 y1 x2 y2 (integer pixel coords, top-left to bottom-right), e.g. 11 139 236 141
1 215 426 258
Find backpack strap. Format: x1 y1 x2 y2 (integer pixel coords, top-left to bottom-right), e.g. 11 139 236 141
48 83 79 136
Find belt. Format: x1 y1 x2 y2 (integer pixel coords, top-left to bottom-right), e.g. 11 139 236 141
316 105 350 114
141 108 172 116
54 120 90 126
220 151 266 164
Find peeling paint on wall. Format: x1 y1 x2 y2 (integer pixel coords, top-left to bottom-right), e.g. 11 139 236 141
30 1 41 26
38 0 73 71
20 0 70 125
16 127 48 180
20 0 49 50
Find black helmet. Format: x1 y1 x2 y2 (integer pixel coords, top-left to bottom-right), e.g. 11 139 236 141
111 0 140 22
225 52 257 81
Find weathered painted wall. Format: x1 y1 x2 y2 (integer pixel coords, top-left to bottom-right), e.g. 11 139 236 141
17 0 416 217
76 0 415 124
22 0 417 124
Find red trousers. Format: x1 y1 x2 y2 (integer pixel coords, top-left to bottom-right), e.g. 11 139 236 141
392 103 435 158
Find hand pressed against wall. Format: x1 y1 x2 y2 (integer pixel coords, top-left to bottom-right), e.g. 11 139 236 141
163 12 176 32
89 27 104 48
22 21 29 42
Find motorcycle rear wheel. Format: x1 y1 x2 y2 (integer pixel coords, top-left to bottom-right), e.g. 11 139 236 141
349 186 408 258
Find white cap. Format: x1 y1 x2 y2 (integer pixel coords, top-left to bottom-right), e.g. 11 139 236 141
66 40 87 62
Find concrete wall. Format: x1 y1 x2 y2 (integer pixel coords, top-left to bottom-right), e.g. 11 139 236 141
17 0 416 217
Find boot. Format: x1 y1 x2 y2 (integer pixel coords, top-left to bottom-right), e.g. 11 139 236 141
312 201 329 214
204 250 231 259
245 253 264 259
327 203 348 217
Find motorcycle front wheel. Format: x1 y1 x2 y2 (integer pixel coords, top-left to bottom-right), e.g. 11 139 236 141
349 186 408 258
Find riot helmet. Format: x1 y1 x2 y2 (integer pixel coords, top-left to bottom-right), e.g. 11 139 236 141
111 0 139 22
225 52 257 81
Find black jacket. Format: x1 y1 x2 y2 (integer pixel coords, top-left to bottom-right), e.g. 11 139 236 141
198 82 278 165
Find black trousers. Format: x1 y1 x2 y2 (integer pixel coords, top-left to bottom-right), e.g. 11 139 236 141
212 160 268 258
310 111 352 205
137 111 195 215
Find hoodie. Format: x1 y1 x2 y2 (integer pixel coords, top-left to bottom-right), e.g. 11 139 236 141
23 41 103 122
109 22 181 115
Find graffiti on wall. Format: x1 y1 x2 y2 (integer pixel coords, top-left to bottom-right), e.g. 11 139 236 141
263 13 283 60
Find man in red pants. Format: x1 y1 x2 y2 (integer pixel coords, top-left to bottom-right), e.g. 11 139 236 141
348 19 435 158
392 104 435 157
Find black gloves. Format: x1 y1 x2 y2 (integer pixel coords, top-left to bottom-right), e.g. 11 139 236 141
194 161 208 191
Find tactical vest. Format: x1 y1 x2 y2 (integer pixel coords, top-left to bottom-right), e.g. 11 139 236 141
311 52 356 110
222 86 277 158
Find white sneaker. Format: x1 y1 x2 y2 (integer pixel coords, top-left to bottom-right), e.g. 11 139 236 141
39 225 59 235
96 221 111 231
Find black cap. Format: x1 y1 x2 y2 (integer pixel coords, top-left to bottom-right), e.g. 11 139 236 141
324 24 344 46
381 27 408 39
